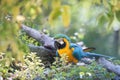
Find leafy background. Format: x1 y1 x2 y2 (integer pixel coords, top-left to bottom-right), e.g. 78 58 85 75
0 0 120 79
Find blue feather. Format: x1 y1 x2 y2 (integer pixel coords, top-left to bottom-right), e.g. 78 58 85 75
85 52 111 58
70 43 86 60
70 43 111 60
54 34 71 42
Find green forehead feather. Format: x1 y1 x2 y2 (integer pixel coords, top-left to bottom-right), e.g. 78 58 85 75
54 34 71 42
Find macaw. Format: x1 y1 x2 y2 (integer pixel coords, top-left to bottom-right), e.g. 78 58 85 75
54 34 110 63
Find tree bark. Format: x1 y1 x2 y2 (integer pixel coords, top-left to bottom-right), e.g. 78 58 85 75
21 24 55 50
98 57 120 76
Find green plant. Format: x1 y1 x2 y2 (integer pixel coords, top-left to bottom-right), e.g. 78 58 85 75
14 52 45 80
0 52 45 80
0 52 11 79
0 52 119 80
45 57 116 80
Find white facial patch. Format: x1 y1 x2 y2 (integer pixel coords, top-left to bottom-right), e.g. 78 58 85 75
59 40 64 45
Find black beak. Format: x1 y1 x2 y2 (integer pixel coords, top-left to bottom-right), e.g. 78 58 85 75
54 40 60 49
54 38 66 49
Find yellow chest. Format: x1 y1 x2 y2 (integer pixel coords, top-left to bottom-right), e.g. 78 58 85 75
57 48 78 63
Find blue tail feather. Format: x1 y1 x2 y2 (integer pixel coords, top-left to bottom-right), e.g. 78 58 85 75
85 52 112 58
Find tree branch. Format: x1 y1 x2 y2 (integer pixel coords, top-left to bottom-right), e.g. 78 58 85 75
21 24 55 49
98 57 120 76
20 24 56 67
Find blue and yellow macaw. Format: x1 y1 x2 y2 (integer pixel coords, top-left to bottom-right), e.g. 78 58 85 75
54 34 110 63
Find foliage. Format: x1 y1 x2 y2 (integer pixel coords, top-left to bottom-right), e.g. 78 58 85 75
0 52 118 80
0 52 45 80
0 0 71 64
0 0 120 80
0 0 120 61
44 56 115 80
19 32 40 46
14 53 45 80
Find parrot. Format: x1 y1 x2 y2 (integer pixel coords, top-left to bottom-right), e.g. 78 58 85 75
54 34 111 63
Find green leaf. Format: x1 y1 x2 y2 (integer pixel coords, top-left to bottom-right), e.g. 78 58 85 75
48 8 61 26
52 0 61 9
61 5 71 27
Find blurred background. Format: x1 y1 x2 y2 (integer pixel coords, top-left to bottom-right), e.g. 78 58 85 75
0 0 120 61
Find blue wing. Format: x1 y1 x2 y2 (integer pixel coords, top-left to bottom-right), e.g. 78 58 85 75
70 43 112 60
70 43 86 61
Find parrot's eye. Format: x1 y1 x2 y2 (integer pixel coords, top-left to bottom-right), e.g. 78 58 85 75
54 39 66 49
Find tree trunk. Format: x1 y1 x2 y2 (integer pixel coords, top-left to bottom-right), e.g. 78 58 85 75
113 30 120 57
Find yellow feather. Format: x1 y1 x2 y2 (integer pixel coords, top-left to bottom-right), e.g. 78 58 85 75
57 38 78 63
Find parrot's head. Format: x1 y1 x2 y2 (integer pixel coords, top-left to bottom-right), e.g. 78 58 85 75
54 34 71 49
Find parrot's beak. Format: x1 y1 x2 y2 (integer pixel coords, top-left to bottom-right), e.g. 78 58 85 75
54 40 60 49
54 38 65 49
